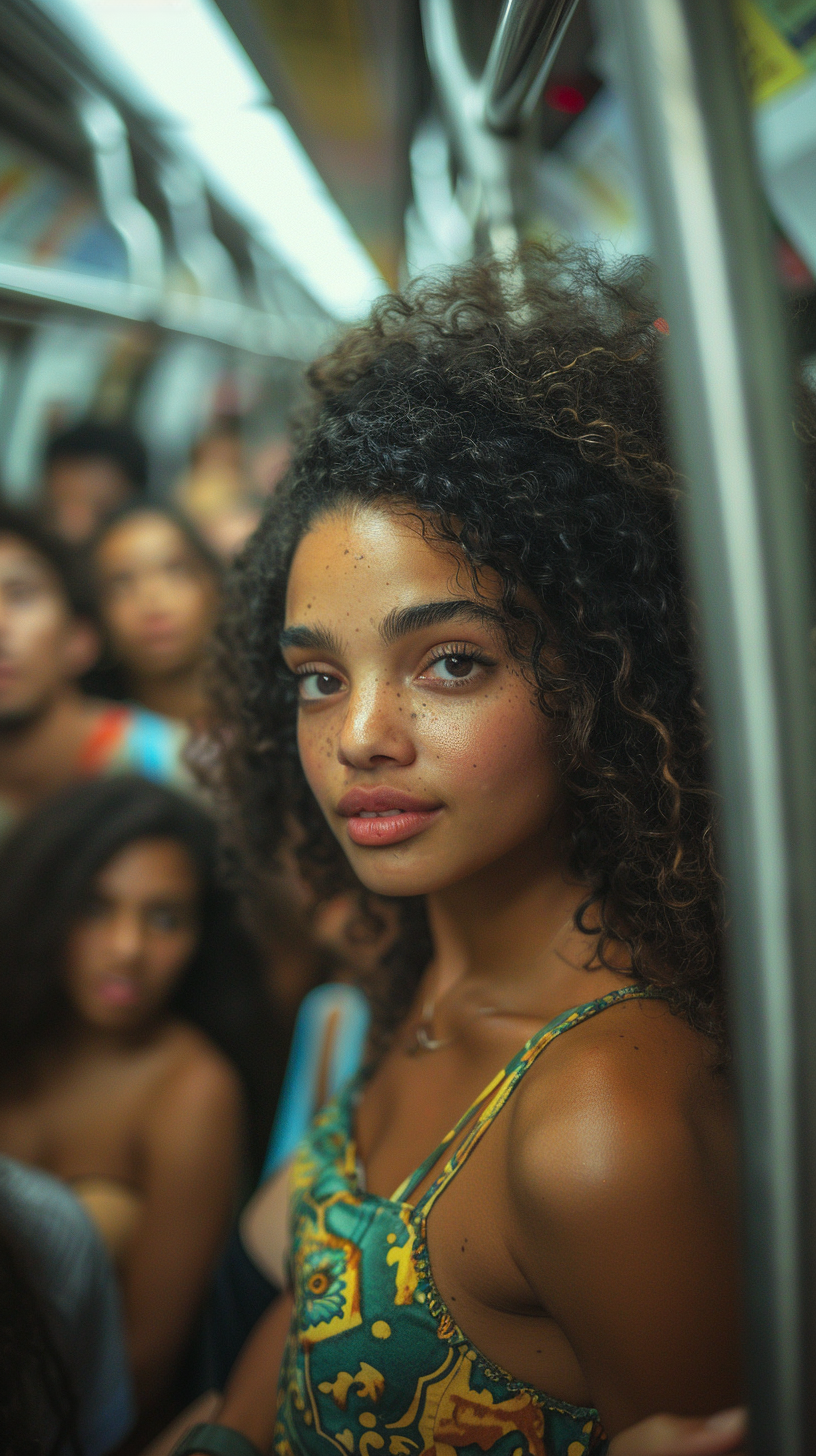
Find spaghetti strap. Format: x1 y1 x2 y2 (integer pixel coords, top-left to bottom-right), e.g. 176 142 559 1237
282 988 642 1456
393 982 663 1208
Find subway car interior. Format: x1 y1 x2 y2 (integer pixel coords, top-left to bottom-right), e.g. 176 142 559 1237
0 1 814 1453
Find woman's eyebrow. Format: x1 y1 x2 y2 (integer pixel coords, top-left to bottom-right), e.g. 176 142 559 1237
280 602 502 655
279 623 345 655
380 599 504 643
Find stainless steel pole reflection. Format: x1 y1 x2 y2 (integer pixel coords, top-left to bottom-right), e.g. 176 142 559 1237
615 0 816 1449
419 0 581 253
482 0 580 134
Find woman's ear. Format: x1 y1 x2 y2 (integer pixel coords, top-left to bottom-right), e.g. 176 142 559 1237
65 618 103 679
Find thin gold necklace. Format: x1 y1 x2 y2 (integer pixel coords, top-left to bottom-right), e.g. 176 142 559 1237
405 996 506 1056
405 915 578 1056
408 1001 452 1054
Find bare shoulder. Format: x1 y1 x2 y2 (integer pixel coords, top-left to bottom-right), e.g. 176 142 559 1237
508 995 735 1219
144 1021 243 1134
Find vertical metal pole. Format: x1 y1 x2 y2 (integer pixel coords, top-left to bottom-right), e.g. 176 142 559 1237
614 1 816 1449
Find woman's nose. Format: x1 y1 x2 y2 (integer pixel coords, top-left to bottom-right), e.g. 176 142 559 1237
107 910 144 963
337 679 416 769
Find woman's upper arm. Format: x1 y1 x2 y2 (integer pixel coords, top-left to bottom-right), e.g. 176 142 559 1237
123 1053 243 1407
509 1036 742 1437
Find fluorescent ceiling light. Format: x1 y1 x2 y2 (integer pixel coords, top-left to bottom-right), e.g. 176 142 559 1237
34 0 386 319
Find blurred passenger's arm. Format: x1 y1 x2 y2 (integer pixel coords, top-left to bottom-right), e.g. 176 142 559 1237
139 1392 223 1456
216 1290 295 1450
239 1160 291 1287
608 1409 746 1455
139 1292 292 1456
124 1052 242 1411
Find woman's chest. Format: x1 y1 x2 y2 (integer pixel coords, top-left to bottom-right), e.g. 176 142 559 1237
346 1058 593 1408
355 1022 543 1200
289 1088 594 1430
420 1116 593 1406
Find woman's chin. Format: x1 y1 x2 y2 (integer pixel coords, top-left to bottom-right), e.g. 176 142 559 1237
341 844 463 900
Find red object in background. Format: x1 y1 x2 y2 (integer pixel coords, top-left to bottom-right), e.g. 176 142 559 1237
544 83 587 115
653 318 670 335
775 236 814 294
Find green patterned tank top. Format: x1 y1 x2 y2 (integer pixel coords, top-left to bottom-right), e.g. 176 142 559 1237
276 985 660 1456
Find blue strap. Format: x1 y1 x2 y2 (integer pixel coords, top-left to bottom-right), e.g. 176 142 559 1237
260 983 370 1181
123 707 184 782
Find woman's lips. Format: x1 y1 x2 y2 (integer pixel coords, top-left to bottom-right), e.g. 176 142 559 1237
345 809 442 847
136 622 183 649
95 977 140 1008
337 787 443 848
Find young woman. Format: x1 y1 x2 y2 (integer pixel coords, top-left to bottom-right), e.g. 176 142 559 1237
182 247 747 1456
0 775 277 1420
93 506 222 726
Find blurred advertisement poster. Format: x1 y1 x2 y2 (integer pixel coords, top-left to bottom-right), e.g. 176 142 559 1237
736 0 816 103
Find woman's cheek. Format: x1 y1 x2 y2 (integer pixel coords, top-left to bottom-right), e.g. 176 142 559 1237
423 688 544 793
297 714 337 806
149 934 198 994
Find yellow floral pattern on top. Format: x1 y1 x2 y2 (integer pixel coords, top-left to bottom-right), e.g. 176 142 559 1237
275 985 662 1456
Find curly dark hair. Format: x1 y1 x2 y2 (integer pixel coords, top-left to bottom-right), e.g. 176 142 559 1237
214 244 725 1047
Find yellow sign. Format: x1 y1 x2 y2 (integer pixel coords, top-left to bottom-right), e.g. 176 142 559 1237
735 0 809 103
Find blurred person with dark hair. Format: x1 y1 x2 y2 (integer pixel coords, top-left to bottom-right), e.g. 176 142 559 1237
0 775 278 1424
92 506 222 727
0 1154 133 1455
42 420 148 547
0 506 191 833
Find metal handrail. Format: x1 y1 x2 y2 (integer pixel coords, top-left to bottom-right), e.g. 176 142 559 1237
418 0 580 253
76 91 165 296
419 0 516 255
483 0 580 134
0 258 328 360
614 0 816 1448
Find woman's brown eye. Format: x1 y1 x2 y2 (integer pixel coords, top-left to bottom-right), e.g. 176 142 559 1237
426 654 478 682
299 672 343 700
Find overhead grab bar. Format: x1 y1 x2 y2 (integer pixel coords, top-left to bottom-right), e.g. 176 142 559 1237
419 0 579 252
612 0 816 1449
76 91 164 296
483 0 581 135
159 158 243 304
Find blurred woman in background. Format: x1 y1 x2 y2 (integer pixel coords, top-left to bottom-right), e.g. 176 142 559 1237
0 506 193 834
0 775 277 1423
92 506 222 727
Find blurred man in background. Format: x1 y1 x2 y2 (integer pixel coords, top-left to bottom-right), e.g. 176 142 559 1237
0 506 190 833
42 420 148 547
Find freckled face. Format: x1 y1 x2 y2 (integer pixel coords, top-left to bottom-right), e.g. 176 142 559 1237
282 505 563 898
